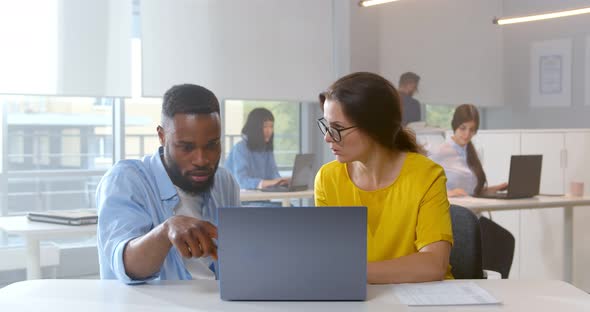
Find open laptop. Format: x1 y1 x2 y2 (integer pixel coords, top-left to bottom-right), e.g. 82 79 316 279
476 155 543 199
217 206 367 301
260 153 315 192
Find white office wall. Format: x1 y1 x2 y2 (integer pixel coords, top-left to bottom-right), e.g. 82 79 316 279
57 0 132 97
0 1 59 95
0 0 131 97
486 0 590 129
141 0 334 101
376 0 504 107
103 0 133 98
349 3 379 74
141 0 213 97
565 131 590 291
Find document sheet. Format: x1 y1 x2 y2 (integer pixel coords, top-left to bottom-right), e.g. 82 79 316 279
392 281 501 306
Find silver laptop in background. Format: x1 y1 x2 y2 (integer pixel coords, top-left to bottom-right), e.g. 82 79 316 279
218 206 367 301
476 154 543 199
260 153 315 192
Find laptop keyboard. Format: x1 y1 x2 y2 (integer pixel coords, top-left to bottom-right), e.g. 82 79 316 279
260 185 289 192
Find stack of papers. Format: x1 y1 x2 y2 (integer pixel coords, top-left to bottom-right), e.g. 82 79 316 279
392 281 501 306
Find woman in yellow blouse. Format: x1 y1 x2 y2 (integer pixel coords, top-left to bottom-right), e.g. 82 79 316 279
315 72 453 284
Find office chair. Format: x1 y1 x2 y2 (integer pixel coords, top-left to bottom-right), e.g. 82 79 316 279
449 204 484 279
479 216 515 279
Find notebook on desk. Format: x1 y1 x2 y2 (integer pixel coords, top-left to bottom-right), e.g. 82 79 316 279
27 209 98 225
260 153 315 192
475 155 543 199
218 206 367 301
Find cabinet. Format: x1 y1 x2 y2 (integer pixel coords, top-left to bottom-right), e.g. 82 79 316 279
520 132 565 280
472 129 590 289
565 132 590 290
475 131 521 278
415 130 446 155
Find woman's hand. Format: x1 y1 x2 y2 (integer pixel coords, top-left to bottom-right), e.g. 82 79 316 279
485 182 508 194
259 178 290 189
447 188 468 197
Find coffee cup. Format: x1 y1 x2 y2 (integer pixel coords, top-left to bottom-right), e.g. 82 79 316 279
570 181 584 197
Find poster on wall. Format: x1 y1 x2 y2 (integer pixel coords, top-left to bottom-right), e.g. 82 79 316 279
530 38 572 107
586 36 590 106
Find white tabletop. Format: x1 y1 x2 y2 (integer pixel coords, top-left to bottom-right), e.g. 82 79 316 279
239 189 314 202
449 195 590 213
0 279 589 311
0 216 97 237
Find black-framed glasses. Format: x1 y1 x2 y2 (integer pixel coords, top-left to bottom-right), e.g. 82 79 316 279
316 117 357 143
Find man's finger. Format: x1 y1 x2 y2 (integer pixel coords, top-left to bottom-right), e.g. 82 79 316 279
195 231 214 258
200 221 218 239
185 236 201 259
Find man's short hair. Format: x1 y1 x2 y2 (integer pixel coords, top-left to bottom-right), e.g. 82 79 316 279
399 72 420 86
161 84 220 125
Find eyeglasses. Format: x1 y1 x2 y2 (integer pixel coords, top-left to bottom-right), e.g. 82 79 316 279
316 117 357 143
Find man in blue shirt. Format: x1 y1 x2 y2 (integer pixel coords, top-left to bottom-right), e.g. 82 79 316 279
96 84 240 284
398 72 422 126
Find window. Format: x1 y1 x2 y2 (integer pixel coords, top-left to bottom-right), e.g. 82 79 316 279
223 100 301 173
0 95 112 216
424 103 455 129
124 98 161 159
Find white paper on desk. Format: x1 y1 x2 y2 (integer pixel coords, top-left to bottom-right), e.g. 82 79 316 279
392 281 501 306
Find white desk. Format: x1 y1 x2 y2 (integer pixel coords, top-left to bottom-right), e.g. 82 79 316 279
449 195 590 284
0 279 589 311
0 216 97 280
240 189 314 207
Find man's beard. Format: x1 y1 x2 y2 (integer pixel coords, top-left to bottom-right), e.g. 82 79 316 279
162 148 219 195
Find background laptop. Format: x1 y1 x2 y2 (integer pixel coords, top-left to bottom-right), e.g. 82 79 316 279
218 206 367 301
27 209 98 225
476 154 543 199
260 153 315 192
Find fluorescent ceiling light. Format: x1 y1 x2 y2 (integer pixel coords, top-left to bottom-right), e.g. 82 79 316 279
494 7 590 25
359 0 401 8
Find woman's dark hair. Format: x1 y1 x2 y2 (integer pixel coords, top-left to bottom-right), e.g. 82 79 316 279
319 72 424 154
452 104 487 195
241 108 275 152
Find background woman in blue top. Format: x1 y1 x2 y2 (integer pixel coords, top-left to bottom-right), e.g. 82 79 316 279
430 104 507 197
225 108 289 189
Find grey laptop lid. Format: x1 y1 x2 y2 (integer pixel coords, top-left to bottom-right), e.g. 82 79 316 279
506 154 543 198
218 206 367 301
260 153 315 192
476 154 543 199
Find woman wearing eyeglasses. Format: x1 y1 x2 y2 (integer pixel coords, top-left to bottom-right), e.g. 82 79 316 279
314 72 453 284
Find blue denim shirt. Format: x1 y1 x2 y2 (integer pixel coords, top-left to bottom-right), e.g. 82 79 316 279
96 147 240 284
224 138 281 189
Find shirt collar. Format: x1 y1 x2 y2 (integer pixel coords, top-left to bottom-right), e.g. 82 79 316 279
149 146 178 201
447 136 467 157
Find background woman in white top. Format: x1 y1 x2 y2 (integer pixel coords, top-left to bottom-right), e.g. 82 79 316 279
430 104 507 197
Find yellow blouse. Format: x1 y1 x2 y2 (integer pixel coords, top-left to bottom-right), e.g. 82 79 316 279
314 152 453 278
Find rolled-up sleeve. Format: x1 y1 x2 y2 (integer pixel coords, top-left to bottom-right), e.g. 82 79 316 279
96 165 159 284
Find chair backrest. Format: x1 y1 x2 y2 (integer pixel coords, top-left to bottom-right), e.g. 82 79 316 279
479 216 515 279
449 204 484 279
